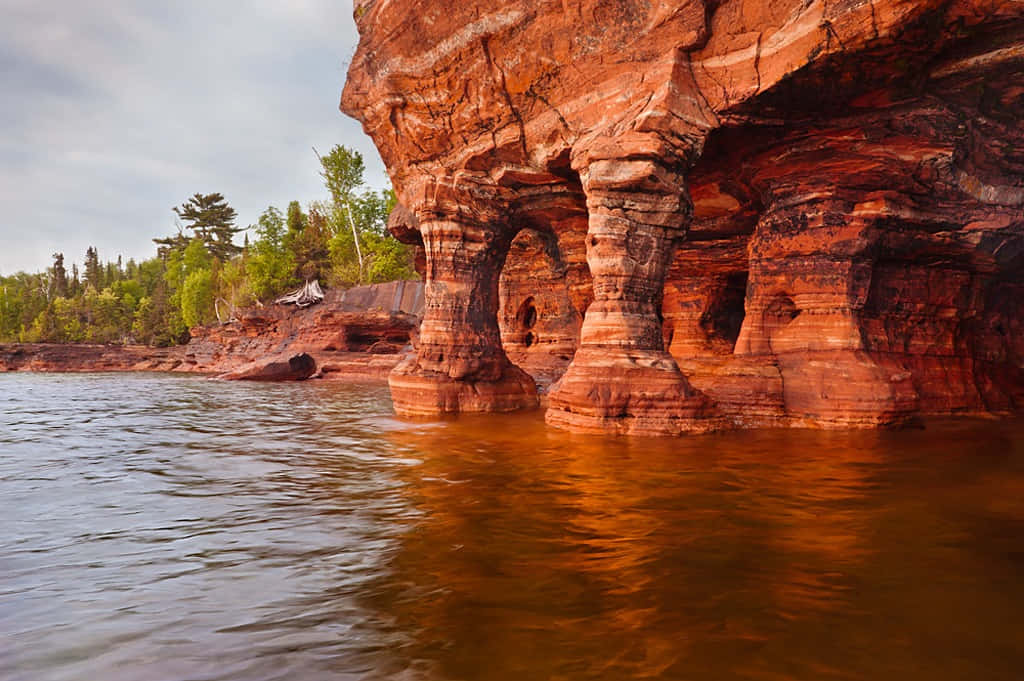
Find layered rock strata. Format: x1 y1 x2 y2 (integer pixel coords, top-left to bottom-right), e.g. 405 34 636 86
343 0 1024 433
185 281 423 380
0 343 182 373
1 282 425 381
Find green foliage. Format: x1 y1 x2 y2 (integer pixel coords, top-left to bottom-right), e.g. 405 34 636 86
51 297 84 343
365 232 418 282
2 145 420 346
245 206 296 301
161 192 242 261
217 258 252 316
84 246 102 290
318 145 365 208
292 206 330 283
285 200 307 246
316 146 415 286
182 237 212 274
180 269 214 328
51 253 68 298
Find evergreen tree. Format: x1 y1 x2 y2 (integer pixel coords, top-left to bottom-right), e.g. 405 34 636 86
170 192 242 261
51 253 68 299
286 200 307 242
293 206 330 282
84 247 102 291
70 264 81 297
152 229 190 258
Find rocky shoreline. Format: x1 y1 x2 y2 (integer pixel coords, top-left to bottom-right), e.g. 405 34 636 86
0 281 424 383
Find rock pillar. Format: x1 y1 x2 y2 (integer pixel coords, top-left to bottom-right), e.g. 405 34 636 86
546 150 722 435
389 216 539 416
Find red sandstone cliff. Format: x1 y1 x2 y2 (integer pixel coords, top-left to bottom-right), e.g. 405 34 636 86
342 0 1024 433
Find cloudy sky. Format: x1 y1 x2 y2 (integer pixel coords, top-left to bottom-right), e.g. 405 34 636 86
0 0 386 275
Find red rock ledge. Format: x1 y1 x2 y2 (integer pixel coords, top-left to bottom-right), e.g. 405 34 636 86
0 281 424 382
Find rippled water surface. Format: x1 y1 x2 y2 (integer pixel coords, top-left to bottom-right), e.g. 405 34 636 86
2 373 1024 680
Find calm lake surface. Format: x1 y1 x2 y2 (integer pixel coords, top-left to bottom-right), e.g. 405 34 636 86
2 373 1023 681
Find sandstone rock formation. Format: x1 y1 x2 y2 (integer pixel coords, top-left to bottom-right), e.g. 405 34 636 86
184 281 423 380
220 352 317 381
342 0 1024 433
0 343 182 373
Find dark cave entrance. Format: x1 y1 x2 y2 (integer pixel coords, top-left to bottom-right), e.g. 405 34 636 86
517 296 538 331
517 296 538 348
663 257 750 360
701 271 749 350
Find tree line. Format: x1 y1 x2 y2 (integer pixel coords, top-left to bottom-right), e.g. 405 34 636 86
0 146 417 346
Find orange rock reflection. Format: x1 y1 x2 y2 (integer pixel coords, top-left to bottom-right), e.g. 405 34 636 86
352 412 1021 680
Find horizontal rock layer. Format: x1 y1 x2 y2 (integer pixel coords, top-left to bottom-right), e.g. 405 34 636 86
185 281 423 379
343 0 1024 432
1 282 426 382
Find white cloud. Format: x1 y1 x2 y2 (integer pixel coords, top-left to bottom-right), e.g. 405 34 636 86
0 0 386 275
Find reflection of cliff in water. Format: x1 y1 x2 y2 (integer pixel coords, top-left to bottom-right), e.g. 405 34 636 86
367 415 1024 680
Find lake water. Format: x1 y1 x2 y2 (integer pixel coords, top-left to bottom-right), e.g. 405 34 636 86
2 372 1023 681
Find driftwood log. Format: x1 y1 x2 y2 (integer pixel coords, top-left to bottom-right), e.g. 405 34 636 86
275 280 324 308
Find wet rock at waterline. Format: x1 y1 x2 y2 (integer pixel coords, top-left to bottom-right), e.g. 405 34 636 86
219 353 318 382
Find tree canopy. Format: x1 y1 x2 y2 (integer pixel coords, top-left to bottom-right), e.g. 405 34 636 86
156 192 242 261
0 146 418 346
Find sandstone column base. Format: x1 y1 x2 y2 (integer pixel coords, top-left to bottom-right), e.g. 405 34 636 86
388 358 539 417
775 350 920 428
545 348 727 436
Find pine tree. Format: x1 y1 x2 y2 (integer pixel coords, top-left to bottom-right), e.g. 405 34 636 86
170 193 242 261
51 253 68 298
152 230 189 258
70 264 81 297
294 206 330 282
286 200 307 240
84 247 102 291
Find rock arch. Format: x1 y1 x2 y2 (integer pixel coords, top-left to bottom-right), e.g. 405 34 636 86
343 0 1024 433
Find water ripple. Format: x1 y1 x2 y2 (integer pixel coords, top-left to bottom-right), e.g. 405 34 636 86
1 373 1023 680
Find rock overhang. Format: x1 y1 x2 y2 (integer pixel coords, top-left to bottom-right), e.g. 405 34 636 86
342 0 1024 433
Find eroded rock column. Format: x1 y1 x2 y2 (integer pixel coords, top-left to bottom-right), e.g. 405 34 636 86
546 151 723 435
389 215 538 416
733 198 920 427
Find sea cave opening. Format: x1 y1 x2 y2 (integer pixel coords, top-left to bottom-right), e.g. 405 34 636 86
701 271 749 351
